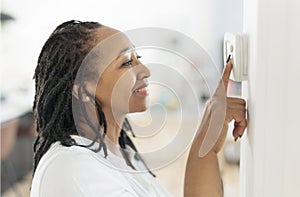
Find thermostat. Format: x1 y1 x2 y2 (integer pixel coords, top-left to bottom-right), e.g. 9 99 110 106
223 32 248 82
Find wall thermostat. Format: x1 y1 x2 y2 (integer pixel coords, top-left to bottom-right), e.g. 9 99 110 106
223 32 248 82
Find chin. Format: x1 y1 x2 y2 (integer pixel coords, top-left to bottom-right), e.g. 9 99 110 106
129 98 149 113
129 104 149 113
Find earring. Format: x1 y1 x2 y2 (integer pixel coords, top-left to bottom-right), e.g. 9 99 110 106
85 96 90 102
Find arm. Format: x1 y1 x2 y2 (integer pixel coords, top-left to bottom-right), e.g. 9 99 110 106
184 105 225 197
184 150 222 197
184 60 247 197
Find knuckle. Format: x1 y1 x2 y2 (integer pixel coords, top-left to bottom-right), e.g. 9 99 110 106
228 97 246 105
242 119 248 127
238 98 246 105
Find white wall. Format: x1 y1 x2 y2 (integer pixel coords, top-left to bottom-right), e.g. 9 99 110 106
211 0 243 69
241 0 300 196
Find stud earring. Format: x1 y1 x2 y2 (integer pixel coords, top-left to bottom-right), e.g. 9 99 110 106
86 96 90 102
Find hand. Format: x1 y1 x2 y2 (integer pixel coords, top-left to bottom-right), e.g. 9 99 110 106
197 59 247 157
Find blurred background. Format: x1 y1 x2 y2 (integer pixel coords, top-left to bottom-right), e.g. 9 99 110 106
1 0 243 196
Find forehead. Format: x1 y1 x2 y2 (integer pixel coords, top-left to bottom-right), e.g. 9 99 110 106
94 27 134 55
81 27 134 77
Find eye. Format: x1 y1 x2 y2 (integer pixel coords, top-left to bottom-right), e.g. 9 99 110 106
121 59 133 67
121 54 142 67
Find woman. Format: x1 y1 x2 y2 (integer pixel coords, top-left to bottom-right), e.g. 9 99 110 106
31 20 247 197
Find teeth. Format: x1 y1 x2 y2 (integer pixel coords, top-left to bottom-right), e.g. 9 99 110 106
135 87 148 92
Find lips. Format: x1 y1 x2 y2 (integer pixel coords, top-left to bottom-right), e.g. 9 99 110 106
133 83 149 96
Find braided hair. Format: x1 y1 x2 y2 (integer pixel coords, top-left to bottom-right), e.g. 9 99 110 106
32 20 137 175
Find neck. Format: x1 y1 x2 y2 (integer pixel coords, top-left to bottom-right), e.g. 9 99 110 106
74 100 125 146
102 107 125 145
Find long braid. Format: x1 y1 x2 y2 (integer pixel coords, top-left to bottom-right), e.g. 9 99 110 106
33 20 103 174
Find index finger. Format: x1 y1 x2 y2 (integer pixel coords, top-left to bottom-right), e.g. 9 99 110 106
221 55 233 91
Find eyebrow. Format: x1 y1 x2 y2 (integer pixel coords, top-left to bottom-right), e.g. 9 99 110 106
118 45 136 56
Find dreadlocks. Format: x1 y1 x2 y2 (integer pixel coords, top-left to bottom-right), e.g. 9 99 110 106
32 20 136 175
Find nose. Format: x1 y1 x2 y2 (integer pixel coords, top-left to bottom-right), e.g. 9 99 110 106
136 61 151 80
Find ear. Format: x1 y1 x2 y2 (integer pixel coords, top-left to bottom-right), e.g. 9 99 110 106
72 84 90 102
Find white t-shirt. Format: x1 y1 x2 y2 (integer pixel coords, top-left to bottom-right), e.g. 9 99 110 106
30 135 172 197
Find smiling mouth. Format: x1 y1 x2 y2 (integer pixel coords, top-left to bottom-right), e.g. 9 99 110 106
133 86 149 96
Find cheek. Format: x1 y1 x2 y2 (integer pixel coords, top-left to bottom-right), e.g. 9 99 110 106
98 70 136 111
95 79 111 106
112 71 136 108
94 72 117 106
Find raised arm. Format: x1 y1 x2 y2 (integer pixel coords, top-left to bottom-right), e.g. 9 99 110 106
184 59 247 197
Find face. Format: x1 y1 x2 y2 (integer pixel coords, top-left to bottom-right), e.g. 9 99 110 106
87 27 151 115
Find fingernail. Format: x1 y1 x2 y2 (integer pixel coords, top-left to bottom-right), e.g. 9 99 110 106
234 136 239 142
226 54 231 63
239 135 242 138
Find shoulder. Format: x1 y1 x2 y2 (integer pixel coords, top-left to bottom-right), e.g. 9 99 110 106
31 142 137 197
